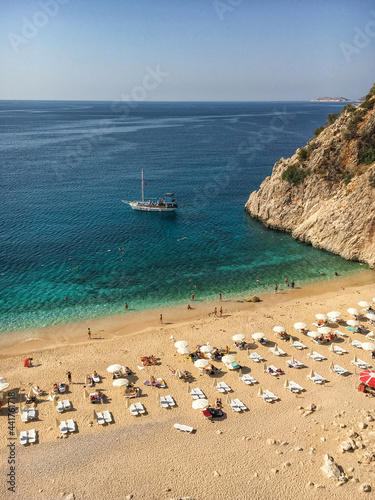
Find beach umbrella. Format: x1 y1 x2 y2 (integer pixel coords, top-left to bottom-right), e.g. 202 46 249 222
273 326 286 333
329 343 335 352
176 369 181 379
187 383 190 394
289 336 294 345
318 327 331 334
113 379 129 387
308 368 315 379
177 347 191 354
194 359 209 368
290 356 295 364
156 392 160 403
83 389 89 399
327 311 341 318
257 386 263 397
55 418 60 429
213 379 217 388
93 410 97 420
373 298 375 302
353 354 357 363
124 398 129 409
174 341 188 349
307 331 320 338
359 370 375 387
0 377 7 384
200 345 214 353
347 320 359 327
284 378 289 388
226 394 231 405
0 382 9 391
358 301 371 308
366 332 375 341
233 334 246 341
329 362 334 371
192 399 208 410
308 349 314 356
366 313 375 321
252 333 265 340
273 343 279 353
27 389 33 399
294 323 307 330
362 342 375 351
315 314 328 321
107 364 122 373
52 396 58 407
347 308 360 317
263 362 268 373
221 355 236 364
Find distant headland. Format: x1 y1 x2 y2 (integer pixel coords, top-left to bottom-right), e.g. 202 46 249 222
311 97 351 102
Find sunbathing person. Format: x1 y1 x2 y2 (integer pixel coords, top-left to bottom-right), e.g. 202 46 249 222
87 375 94 387
32 385 42 396
52 383 59 394
214 398 222 409
122 366 132 375
93 370 99 378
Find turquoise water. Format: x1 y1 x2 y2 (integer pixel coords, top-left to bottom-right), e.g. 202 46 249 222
0 101 365 333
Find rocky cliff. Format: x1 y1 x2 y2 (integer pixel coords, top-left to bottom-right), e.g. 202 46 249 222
245 84 375 269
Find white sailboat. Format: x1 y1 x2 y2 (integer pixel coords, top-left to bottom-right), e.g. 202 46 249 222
123 170 178 212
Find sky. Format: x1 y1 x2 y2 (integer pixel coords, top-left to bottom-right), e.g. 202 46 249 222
0 0 374 101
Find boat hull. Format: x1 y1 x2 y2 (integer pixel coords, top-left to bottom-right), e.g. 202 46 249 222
129 202 176 212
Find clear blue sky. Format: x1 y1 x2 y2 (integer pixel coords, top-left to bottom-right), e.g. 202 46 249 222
1 0 374 100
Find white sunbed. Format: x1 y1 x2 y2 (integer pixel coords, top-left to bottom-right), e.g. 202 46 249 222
260 390 279 402
135 402 145 414
331 365 349 376
103 410 112 423
291 341 306 350
21 409 29 422
287 381 304 393
216 381 231 393
165 395 176 407
352 340 363 348
333 346 348 355
308 351 326 361
230 400 242 412
160 396 169 408
129 404 139 416
267 365 281 375
286 359 304 368
249 352 264 362
307 373 327 384
28 429 36 443
240 374 257 385
269 346 286 356
92 374 101 383
189 389 199 400
63 400 71 410
351 359 371 369
60 421 68 434
56 401 64 412
28 407 36 419
334 330 347 337
232 398 247 411
174 423 194 433
67 419 76 432
193 388 206 399
20 431 28 445
96 411 105 425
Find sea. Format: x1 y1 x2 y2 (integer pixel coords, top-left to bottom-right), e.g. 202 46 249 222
0 100 365 334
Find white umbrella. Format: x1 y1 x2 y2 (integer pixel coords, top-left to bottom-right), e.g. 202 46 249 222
174 341 188 349
329 343 335 352
0 377 7 384
347 320 359 327
192 399 209 410
307 331 320 338
112 378 129 387
284 378 289 388
362 342 375 351
315 314 328 321
366 332 375 341
294 322 306 330
200 345 214 353
318 327 331 334
373 298 375 302
273 344 279 353
308 368 315 378
252 332 265 340
107 364 122 373
347 308 359 317
327 311 341 318
273 326 286 333
194 359 209 368
177 347 191 354
257 386 263 397
358 301 371 308
0 382 9 391
366 313 375 321
233 334 246 341
221 355 236 363
353 354 357 363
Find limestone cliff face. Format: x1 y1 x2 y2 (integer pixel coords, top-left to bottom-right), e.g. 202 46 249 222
245 91 375 269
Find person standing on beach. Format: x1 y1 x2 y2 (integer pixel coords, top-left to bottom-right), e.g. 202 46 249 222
274 284 278 293
67 371 72 384
219 291 222 301
285 277 289 287
125 303 128 309
214 307 217 316
88 328 91 340
191 293 195 301
160 314 163 324
291 281 295 288
219 306 223 316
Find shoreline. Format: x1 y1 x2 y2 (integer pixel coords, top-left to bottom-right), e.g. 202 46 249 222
1 268 374 358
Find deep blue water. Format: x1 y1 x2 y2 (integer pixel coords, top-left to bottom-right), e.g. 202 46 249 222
0 100 365 333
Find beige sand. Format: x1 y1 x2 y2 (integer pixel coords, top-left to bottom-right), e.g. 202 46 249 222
1 271 375 499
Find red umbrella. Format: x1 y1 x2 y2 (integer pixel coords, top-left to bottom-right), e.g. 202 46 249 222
359 370 375 388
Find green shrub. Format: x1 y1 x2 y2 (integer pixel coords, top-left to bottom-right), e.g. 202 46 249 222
362 146 375 165
297 146 310 162
325 113 340 126
360 99 375 110
365 82 375 101
344 103 355 113
314 126 324 137
342 171 353 185
282 164 310 186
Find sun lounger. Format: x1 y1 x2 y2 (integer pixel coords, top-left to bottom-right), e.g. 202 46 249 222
103 410 112 423
174 423 194 433
216 382 231 393
96 411 105 425
333 346 348 355
67 419 76 432
291 341 306 350
287 381 304 393
269 346 286 356
28 407 36 419
240 374 257 385
60 421 68 434
351 359 371 369
331 365 349 376
165 395 176 406
308 351 326 361
21 409 29 422
92 374 101 383
249 352 264 362
307 373 327 384
346 326 357 333
135 402 145 414
259 392 273 402
224 362 235 370
286 359 304 368
129 404 139 416
334 330 347 337
230 400 242 412
63 400 71 409
20 431 28 445
160 396 169 408
351 340 363 348
56 401 64 412
232 398 247 410
264 390 278 400
189 389 199 399
28 429 36 443
193 388 206 398
201 409 213 419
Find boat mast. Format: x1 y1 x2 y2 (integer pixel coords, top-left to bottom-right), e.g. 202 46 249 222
141 169 144 202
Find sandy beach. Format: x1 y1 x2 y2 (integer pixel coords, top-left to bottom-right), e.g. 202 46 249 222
1 270 375 500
